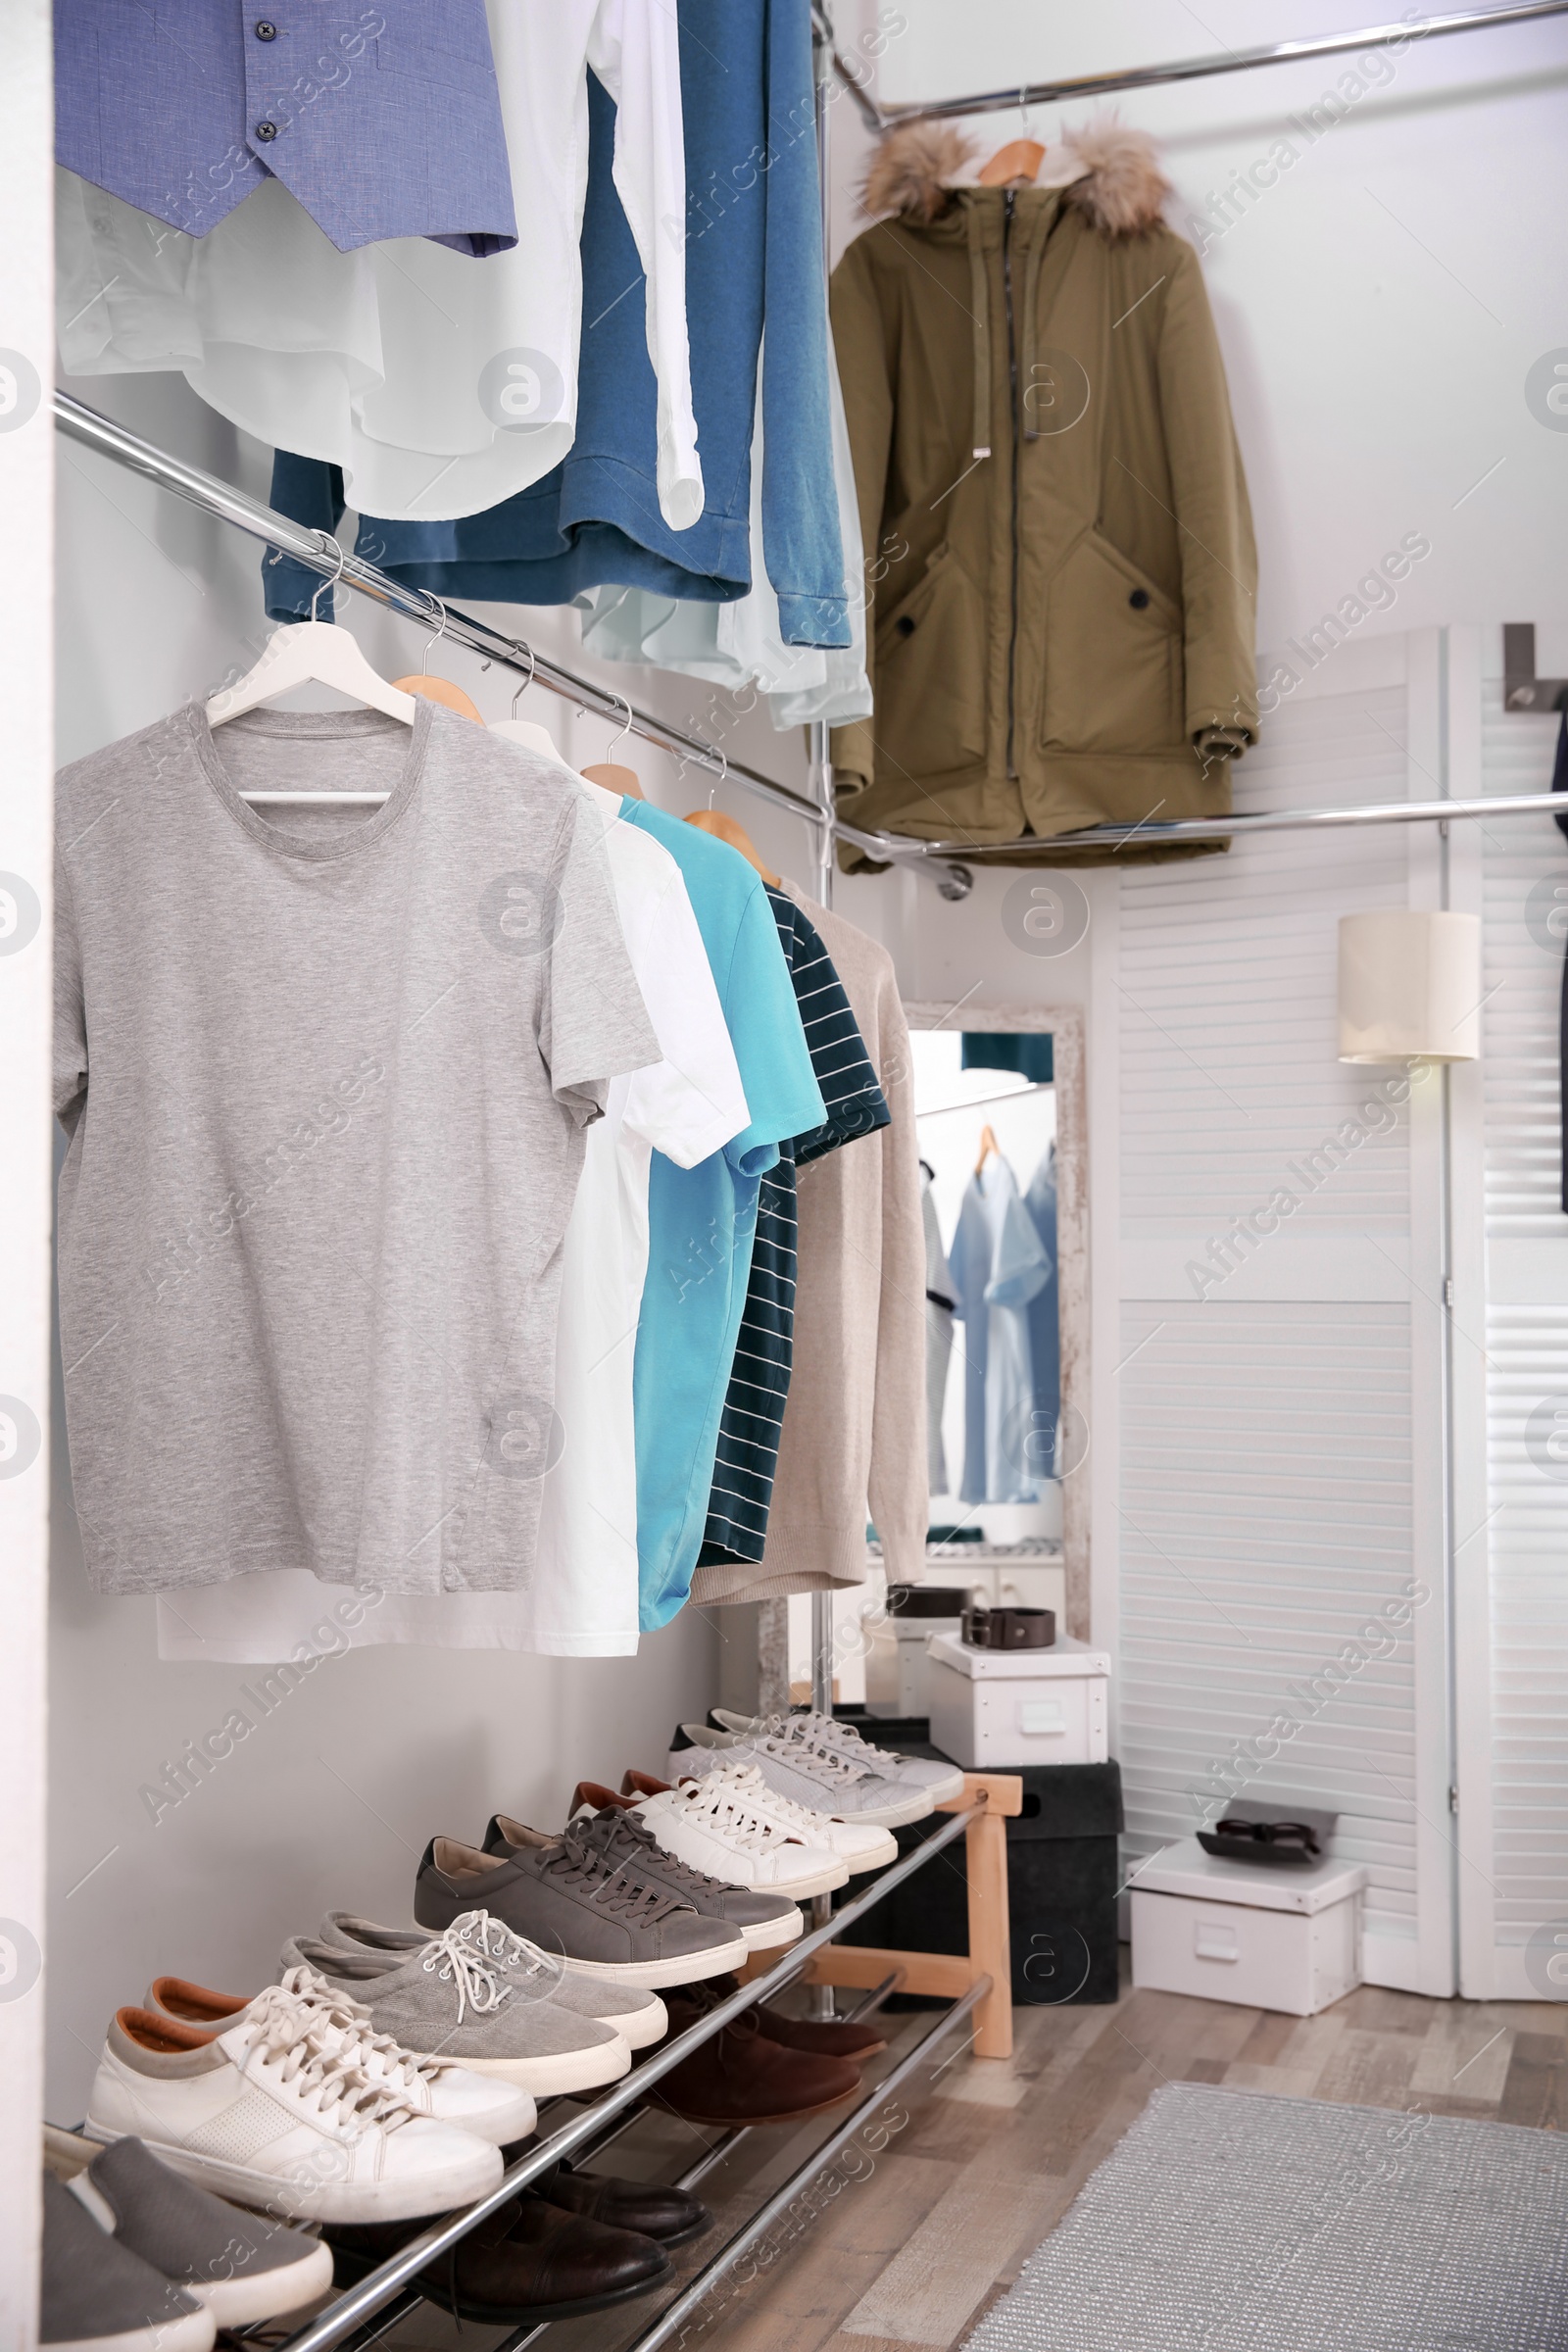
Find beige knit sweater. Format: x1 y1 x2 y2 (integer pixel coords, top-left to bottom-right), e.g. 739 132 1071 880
688 885 928 1602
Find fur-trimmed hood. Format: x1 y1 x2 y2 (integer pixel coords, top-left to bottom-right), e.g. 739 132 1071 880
863 118 1171 239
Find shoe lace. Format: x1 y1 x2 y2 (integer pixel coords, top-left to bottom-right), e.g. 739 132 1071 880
542 1823 692 1924
446 1908 566 2003
751 1727 865 1789
576 1808 735 1901
704 1763 830 1838
676 1776 801 1854
414 1919 521 2025
788 1710 900 1771
238 1985 413 2132
276 1964 455 2092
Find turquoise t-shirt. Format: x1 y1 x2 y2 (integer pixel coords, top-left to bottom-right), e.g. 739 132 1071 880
620 805 825 1629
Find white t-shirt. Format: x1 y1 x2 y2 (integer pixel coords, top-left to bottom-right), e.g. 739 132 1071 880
157 767 747 1661
56 0 700 529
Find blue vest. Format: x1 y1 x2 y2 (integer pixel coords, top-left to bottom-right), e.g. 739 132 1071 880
55 2 515 254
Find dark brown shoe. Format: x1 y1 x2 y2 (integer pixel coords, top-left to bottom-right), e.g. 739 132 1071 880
757 2005 888 2060
652 1989 861 2126
542 2160 710 2247
689 1973 889 2061
325 2193 669 2323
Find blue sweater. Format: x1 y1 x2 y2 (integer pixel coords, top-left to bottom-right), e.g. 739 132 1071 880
264 0 849 649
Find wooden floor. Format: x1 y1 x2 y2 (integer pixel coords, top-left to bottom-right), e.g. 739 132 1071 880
382 1964 1568 2352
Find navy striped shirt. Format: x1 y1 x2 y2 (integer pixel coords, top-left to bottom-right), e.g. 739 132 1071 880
699 892 889 1567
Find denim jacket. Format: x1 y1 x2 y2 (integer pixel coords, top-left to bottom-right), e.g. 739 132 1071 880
56 1 516 253
264 0 848 649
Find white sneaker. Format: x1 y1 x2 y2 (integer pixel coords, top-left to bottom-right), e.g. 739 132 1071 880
630 1774 848 1899
712 1707 966 1806
142 1967 535 2148
673 1761 898 1875
671 1720 930 1831
85 1987 503 2225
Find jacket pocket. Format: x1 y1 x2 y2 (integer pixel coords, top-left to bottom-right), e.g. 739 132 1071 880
873 543 988 778
1042 530 1183 756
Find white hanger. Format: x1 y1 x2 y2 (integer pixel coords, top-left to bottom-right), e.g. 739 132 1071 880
206 537 416 808
487 651 625 825
489 644 562 761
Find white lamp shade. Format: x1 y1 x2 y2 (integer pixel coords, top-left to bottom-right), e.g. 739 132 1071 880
1338 910 1481 1062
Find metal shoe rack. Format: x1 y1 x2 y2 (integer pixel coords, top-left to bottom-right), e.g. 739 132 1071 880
260 1782 1014 2352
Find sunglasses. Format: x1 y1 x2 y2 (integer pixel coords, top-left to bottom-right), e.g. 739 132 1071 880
1213 1816 1321 1858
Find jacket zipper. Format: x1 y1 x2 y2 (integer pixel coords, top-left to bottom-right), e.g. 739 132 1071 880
1002 189 1021 781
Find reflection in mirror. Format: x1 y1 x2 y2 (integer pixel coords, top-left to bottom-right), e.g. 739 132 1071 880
786 1005 1087 1710
913 1027 1060 1544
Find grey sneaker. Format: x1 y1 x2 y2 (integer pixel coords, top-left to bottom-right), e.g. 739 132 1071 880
415 1829 748 1987
315 1909 668 2048
40 2172 215 2352
710 1707 966 1806
670 1720 932 1829
279 1916 632 2099
519 1800 804 1951
44 2127 333 2328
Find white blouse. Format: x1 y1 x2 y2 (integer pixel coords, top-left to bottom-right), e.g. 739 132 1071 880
56 0 702 530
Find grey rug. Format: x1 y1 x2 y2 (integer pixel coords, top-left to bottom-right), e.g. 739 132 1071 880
965 2083 1568 2352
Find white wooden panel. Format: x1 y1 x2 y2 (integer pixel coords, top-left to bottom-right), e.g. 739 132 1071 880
1116 664 1451 1991
1121 689 1412 1238
1471 684 1568 1989
1118 1301 1420 1949
1119 1234 1411 1302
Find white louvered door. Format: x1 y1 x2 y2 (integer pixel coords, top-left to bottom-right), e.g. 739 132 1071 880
1450 632 1568 1998
1114 631 1455 1995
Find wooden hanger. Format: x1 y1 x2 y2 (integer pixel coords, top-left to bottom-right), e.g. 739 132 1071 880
392 673 483 720
684 808 780 887
974 1122 1001 1176
580 697 645 800
390 601 483 722
978 137 1045 187
582 761 644 799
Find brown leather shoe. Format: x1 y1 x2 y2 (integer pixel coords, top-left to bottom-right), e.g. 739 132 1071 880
542 2160 710 2247
756 2007 889 2059
676 1972 888 2062
653 1989 861 2126
324 2193 669 2323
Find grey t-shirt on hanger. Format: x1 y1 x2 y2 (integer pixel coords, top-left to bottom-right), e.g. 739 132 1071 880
53 700 660 1599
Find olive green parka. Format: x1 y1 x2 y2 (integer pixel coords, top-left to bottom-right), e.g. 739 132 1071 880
829 122 1257 866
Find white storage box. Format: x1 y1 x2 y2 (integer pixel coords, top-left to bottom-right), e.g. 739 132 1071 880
925 1631 1110 1769
1131 1838 1366 2017
864 1613 964 1717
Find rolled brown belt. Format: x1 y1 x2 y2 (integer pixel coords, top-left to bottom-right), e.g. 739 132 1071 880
960 1604 1055 1651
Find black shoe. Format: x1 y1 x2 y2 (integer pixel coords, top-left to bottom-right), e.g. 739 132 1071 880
541 2159 710 2248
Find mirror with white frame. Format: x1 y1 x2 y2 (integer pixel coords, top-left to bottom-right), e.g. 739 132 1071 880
786 1004 1089 1709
